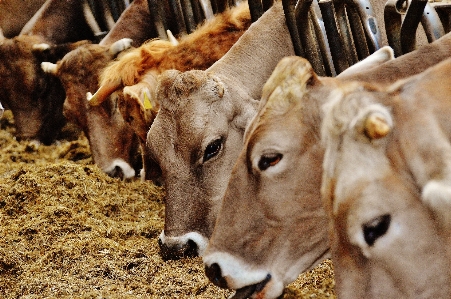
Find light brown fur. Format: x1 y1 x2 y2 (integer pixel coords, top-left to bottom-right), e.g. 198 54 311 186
99 2 251 89
204 31 451 299
321 58 451 298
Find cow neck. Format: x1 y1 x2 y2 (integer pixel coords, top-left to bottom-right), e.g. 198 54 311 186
207 1 294 101
100 0 156 47
20 0 96 44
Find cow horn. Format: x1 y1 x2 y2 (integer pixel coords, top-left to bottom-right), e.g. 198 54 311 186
364 112 391 139
0 27 4 42
41 62 58 75
87 81 122 106
166 30 179 46
32 43 51 51
109 38 133 56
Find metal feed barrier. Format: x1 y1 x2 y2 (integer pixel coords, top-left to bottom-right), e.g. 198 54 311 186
90 0 451 75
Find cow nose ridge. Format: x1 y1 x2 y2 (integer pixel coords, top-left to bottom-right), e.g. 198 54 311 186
205 263 229 289
158 237 199 260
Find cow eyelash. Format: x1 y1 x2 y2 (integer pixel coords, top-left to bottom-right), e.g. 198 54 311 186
258 153 283 171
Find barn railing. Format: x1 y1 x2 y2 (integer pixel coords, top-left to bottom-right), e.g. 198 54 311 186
90 0 451 74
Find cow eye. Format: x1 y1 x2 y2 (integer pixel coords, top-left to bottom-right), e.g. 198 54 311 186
258 153 283 171
362 214 391 246
203 138 222 162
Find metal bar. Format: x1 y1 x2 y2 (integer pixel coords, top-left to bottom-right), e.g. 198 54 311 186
346 8 370 60
384 0 402 56
421 2 445 42
400 0 427 54
319 0 350 74
249 0 264 22
333 0 359 65
181 0 197 33
311 0 335 76
169 0 188 35
282 0 305 57
349 0 381 53
432 3 451 33
296 0 327 75
148 0 169 39
190 0 205 24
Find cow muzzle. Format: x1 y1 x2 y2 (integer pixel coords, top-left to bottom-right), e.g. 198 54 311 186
158 231 209 260
203 252 282 299
103 159 136 179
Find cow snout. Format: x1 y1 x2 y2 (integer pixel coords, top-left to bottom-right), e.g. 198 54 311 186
204 263 229 289
104 159 136 179
158 238 198 260
158 231 209 260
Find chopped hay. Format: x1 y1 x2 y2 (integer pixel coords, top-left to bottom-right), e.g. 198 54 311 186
0 110 335 298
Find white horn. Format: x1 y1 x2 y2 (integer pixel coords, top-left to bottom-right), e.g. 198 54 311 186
32 43 51 51
0 101 4 119
109 38 133 56
41 62 58 75
166 30 179 46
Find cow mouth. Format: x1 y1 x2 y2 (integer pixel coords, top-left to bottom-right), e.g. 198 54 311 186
229 274 271 299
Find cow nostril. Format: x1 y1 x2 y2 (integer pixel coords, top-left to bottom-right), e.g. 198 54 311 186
108 165 124 180
205 263 229 289
158 238 199 261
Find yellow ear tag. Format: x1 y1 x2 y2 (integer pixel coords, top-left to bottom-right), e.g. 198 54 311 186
143 92 153 110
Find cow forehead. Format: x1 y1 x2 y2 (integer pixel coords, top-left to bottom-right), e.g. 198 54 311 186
148 98 230 160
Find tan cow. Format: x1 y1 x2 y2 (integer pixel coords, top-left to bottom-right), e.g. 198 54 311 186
203 30 451 299
321 57 451 298
145 1 296 260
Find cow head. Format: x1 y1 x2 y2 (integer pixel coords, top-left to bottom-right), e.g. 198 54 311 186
321 77 451 298
0 35 87 144
202 57 331 299
147 69 259 259
42 39 141 179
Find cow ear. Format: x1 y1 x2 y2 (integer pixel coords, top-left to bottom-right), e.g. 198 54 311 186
260 56 318 112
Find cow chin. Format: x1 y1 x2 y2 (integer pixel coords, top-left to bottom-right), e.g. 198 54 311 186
158 231 209 260
103 159 136 179
203 252 284 299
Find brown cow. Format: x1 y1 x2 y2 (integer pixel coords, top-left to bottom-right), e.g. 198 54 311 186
203 30 451 299
41 39 139 179
0 0 101 144
39 0 158 178
321 57 451 298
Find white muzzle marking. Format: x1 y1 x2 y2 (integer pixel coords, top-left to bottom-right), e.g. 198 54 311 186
159 230 209 256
